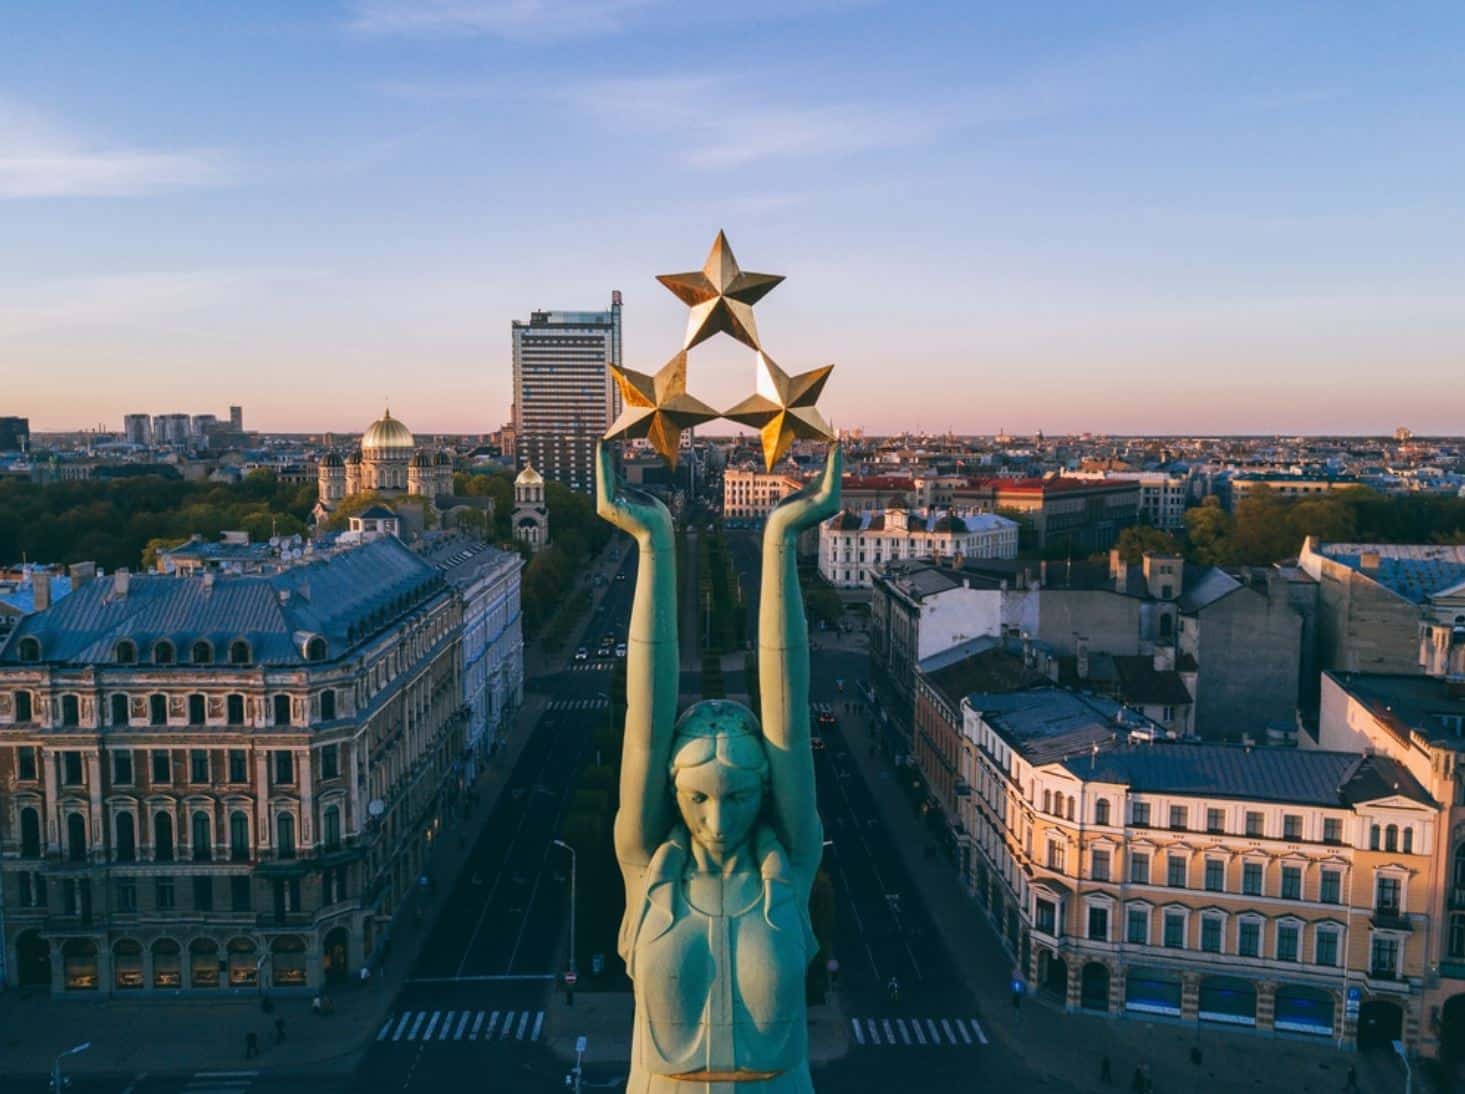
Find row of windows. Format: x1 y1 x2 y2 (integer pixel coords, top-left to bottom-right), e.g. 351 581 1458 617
16 801 343 861
17 636 255 666
8 689 338 728
16 743 340 788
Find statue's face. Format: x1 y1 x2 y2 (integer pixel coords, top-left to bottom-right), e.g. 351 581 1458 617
674 760 764 857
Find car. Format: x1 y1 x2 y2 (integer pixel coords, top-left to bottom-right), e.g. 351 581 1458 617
597 646 614 659
615 643 627 658
574 647 589 661
810 736 825 752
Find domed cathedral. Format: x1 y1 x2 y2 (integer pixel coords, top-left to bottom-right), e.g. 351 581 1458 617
315 408 453 520
512 464 549 551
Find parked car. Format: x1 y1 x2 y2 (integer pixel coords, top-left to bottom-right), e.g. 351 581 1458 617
574 646 589 661
615 643 627 658
810 736 826 752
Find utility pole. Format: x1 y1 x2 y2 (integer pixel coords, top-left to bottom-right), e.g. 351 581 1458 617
553 838 577 979
52 1041 89 1090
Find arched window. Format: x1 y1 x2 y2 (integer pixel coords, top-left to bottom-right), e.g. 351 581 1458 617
153 640 175 665
229 640 251 665
1370 824 1381 851
1386 825 1399 853
191 640 213 664
1066 796 1076 821
230 811 250 861
115 640 137 664
188 694 206 725
1403 827 1414 854
323 804 341 850
306 637 327 662
192 812 212 861
276 814 296 859
17 637 40 662
1043 789 1052 814
66 812 87 862
19 806 40 857
115 811 136 861
1095 799 1111 826
149 693 167 726
110 693 129 726
154 812 174 861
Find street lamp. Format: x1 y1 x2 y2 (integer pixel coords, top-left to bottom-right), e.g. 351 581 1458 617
1393 1039 1412 1094
553 839 578 976
52 1041 90 1091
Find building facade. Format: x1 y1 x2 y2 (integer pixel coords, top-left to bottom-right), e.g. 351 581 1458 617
512 466 549 552
0 416 31 453
315 408 453 520
1071 471 1193 533
958 477 1140 554
123 415 152 447
819 508 1018 588
722 468 803 520
511 294 622 495
0 538 467 996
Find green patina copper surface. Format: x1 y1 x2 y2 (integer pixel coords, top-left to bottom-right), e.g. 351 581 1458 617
596 441 842 1094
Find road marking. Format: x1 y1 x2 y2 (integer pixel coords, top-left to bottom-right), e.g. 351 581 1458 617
471 1011 485 1039
377 1017 394 1040
970 1018 988 1045
408 973 556 984
866 1019 880 1045
940 1019 956 1044
422 1010 441 1039
390 1011 412 1040
925 1018 941 1044
851 1019 865 1045
531 1011 545 1041
500 1010 516 1038
911 1020 927 1045
408 1012 427 1040
485 1011 501 1038
881 1019 894 1044
455 1011 472 1039
895 1019 911 1044
954 1019 971 1045
438 1010 456 1039
516 1010 530 1039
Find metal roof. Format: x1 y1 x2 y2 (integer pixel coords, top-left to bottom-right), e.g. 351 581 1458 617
1317 542 1465 604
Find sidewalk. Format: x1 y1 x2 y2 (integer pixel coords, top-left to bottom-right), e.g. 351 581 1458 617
837 699 1428 1094
0 541 628 1080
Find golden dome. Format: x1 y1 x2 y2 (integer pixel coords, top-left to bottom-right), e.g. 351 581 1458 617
362 408 414 452
515 464 544 486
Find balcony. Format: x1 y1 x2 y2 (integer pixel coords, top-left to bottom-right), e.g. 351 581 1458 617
1371 907 1412 932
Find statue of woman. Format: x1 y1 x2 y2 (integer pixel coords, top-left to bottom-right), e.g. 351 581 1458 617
596 440 842 1094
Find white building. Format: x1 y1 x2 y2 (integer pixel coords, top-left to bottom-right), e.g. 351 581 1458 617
723 468 804 520
819 508 1019 588
1070 471 1193 532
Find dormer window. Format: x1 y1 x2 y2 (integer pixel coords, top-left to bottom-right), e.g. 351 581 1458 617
115 640 137 665
305 637 327 662
229 640 251 665
191 640 213 664
154 640 175 665
17 637 40 663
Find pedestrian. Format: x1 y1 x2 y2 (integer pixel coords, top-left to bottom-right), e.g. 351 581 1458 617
312 993 322 1016
1100 1055 1112 1084
1011 989 1022 1011
360 964 371 985
1141 1062 1152 1094
1344 1063 1358 1093
274 1016 286 1043
1130 1067 1145 1094
1190 1043 1202 1066
245 1032 259 1059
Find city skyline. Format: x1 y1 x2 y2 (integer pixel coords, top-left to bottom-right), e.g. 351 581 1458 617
6 3 1465 434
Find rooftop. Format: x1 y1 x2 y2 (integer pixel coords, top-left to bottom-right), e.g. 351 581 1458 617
963 687 1142 766
1328 671 1465 749
917 637 1043 711
1312 542 1465 604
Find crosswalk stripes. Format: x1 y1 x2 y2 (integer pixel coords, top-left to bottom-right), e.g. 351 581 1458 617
849 1017 986 1049
566 662 614 673
181 1072 258 1094
547 697 610 712
377 1009 546 1044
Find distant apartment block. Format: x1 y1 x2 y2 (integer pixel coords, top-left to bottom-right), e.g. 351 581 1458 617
819 508 1018 588
722 468 803 520
1071 470 1193 532
0 417 30 453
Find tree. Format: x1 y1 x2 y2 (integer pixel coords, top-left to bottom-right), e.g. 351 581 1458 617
1183 497 1235 567
1110 525 1180 564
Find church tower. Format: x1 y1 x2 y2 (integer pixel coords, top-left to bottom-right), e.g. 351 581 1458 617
513 464 549 551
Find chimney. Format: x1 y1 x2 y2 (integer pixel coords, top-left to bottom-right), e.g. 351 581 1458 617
202 570 216 591
113 568 131 598
69 561 96 587
30 571 50 612
1360 550 1381 572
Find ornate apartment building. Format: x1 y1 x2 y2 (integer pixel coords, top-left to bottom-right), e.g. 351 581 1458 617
0 537 466 996
721 468 804 521
958 687 1439 1051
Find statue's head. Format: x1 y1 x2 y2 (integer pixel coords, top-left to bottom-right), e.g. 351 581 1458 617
669 699 768 857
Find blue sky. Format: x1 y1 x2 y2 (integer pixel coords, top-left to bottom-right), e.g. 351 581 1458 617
3 1 1464 435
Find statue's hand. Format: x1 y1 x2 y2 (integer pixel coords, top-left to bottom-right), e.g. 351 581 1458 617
596 441 673 544
767 444 842 541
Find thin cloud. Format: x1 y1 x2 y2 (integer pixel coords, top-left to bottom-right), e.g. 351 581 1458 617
349 0 655 37
0 97 225 199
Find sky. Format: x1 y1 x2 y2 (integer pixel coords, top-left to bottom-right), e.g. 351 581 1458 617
3 1 1465 436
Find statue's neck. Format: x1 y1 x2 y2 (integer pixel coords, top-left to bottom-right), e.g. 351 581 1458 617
688 838 755 876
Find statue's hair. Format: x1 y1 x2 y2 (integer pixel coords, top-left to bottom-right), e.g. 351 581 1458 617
668 699 769 787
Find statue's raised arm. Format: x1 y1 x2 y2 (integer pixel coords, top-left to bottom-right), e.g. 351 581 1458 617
758 444 842 883
595 442 679 870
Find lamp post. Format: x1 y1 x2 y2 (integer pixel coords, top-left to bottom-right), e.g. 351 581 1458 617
553 839 577 977
51 1041 89 1091
1393 1039 1412 1094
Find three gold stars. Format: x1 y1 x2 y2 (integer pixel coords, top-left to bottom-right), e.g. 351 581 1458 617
604 230 834 470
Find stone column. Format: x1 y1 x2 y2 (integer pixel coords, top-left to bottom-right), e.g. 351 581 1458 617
1255 980 1277 1034
1180 971 1201 1023
1066 958 1083 1013
40 750 59 852
1109 963 1126 1014
50 938 64 994
255 752 271 852
142 942 155 994
298 748 314 847
86 751 104 858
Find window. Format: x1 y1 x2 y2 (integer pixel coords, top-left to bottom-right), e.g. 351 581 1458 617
1087 905 1109 941
229 640 251 665
114 812 136 862
228 749 247 783
61 694 79 727
306 637 327 662
323 804 341 850
17 637 40 662
1238 920 1260 957
1163 911 1185 948
1404 827 1414 854
1047 840 1066 871
1370 824 1381 851
191 640 213 664
273 694 292 726
1169 805 1188 831
153 640 174 665
320 689 336 721
62 750 83 785
153 813 174 861
1320 869 1341 904
1376 875 1401 915
273 751 294 785
190 749 210 783
1092 849 1111 882
226 694 245 726
152 749 171 784
1317 929 1340 967
1323 817 1343 845
1385 825 1399 852
20 807 41 857
1283 814 1302 840
230 876 252 912
115 878 137 914
1201 915 1222 953
1167 854 1187 888
1281 865 1302 900
1242 862 1263 896
1245 811 1263 838
230 811 250 861
149 694 167 726
1277 923 1300 962
67 812 87 861
1371 936 1400 978
191 812 212 861
1035 899 1056 934
110 693 129 726
17 744 36 779
1130 853 1150 885
1095 799 1110 826
1451 914 1465 960
276 814 296 859
155 877 175 911
1127 907 1149 944
111 749 132 785
115 640 136 664
192 876 213 912
1206 808 1224 835
319 743 339 780
1204 859 1224 892
1132 802 1151 827
188 694 206 725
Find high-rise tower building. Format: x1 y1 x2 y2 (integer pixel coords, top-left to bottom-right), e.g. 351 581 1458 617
122 414 152 446
510 292 622 495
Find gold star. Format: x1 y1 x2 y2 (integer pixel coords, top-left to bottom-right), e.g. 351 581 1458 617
603 351 719 468
656 230 784 352
723 352 835 471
